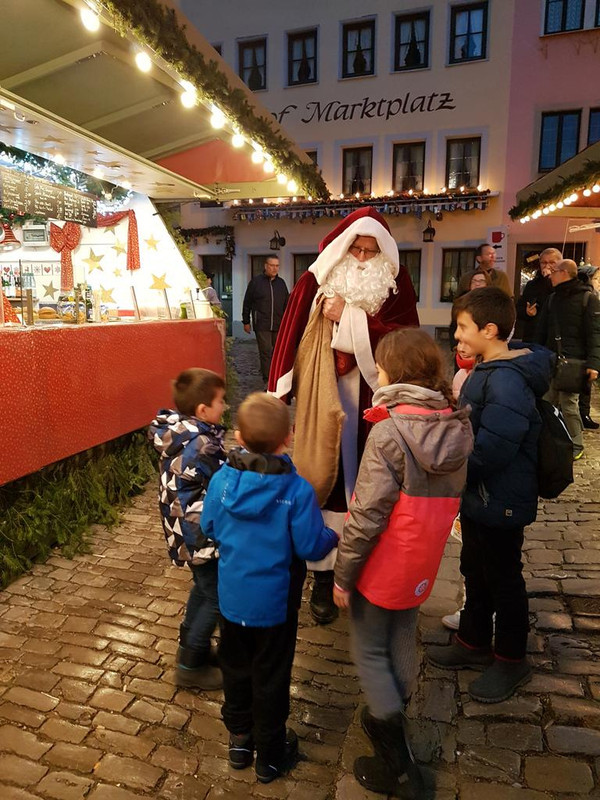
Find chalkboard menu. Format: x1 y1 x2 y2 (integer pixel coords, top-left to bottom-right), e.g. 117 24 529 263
0 167 97 227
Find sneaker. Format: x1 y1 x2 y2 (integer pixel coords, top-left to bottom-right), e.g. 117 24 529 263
574 449 584 461
229 733 254 769
427 638 493 671
175 664 222 690
468 658 532 703
442 611 461 631
255 728 299 784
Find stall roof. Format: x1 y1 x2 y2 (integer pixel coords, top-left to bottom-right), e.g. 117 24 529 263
511 140 600 221
0 0 325 202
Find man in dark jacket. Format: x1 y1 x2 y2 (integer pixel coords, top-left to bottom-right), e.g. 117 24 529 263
515 248 557 341
534 259 600 459
242 257 289 382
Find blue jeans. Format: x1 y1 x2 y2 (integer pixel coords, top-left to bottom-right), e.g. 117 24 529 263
183 560 219 654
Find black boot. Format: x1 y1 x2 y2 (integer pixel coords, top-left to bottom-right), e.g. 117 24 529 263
176 646 222 690
309 570 338 625
353 711 424 798
582 415 600 430
176 623 189 664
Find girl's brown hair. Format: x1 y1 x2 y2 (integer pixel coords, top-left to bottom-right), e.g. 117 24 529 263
375 328 455 407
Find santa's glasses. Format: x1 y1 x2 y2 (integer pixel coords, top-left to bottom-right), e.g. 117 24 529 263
349 244 380 258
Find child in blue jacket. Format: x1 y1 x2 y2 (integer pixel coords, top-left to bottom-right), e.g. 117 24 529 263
149 368 227 691
201 392 338 784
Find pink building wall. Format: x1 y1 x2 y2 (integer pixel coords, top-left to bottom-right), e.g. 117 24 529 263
505 0 600 263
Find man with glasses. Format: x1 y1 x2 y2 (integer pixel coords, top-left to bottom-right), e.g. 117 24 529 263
534 258 600 460
457 243 513 298
515 247 558 341
242 256 289 384
269 207 419 624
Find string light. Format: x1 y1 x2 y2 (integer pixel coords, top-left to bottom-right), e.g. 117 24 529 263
557 201 564 209
583 188 592 197
135 52 152 73
569 193 578 202
210 105 225 129
251 150 264 164
54 154 66 166
263 160 275 173
593 185 600 193
287 179 298 193
80 8 100 32
231 132 245 148
277 173 288 185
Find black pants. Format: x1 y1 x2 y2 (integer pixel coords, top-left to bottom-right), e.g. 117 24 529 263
579 381 592 418
255 329 278 382
219 611 298 765
458 515 529 660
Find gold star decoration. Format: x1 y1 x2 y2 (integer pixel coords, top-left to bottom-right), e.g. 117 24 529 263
112 240 126 256
113 268 123 278
82 248 104 273
150 273 171 291
145 235 159 250
100 285 116 304
42 280 58 299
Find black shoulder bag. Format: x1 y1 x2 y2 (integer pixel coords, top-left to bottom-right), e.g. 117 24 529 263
552 291 590 394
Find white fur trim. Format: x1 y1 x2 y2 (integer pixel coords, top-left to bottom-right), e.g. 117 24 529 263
309 217 399 286
270 368 294 399
347 306 379 391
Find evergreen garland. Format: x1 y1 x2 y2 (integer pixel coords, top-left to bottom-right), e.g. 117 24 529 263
98 0 328 199
0 430 156 589
509 159 600 220
179 225 236 259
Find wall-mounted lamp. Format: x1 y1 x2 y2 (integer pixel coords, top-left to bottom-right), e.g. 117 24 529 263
269 230 286 250
422 220 436 243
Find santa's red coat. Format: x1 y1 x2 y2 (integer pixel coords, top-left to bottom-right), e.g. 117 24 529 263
268 267 419 510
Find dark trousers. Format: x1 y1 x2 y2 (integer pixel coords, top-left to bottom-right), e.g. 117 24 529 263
182 561 219 654
579 381 592 418
219 611 298 765
458 515 529 660
255 329 278 382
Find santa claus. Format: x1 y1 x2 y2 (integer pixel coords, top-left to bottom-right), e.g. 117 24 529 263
268 207 419 623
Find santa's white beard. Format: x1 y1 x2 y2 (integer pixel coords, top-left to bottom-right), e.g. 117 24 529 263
320 252 397 316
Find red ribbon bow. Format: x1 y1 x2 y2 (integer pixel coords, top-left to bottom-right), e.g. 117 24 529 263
50 222 81 291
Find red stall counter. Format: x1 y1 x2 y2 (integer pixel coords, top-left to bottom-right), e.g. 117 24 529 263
0 319 225 486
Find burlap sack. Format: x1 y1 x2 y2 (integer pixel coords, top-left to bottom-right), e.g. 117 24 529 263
292 302 345 506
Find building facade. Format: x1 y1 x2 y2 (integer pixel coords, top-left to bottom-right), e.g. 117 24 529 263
174 0 600 335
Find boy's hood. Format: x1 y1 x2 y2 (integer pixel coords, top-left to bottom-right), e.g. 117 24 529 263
150 410 225 457
473 343 555 398
216 449 296 520
370 384 473 475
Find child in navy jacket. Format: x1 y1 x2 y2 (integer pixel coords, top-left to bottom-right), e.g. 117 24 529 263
428 288 554 704
201 392 337 784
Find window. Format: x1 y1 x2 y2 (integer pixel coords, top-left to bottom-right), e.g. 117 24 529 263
342 147 373 195
288 29 318 85
212 44 222 56
239 38 267 91
441 248 477 302
293 253 318 284
589 109 600 145
544 0 584 34
446 138 481 189
449 3 488 64
394 12 430 71
250 255 272 278
305 150 319 165
398 250 422 300
597 0 600 26
342 20 375 78
393 142 425 192
539 111 581 171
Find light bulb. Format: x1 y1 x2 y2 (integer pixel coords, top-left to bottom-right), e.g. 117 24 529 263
180 80 195 94
277 173 288 185
54 154 66 166
135 52 152 73
210 108 225 129
549 204 556 212
180 90 196 109
339 193 345 199
564 196 572 205
307 196 312 202
355 192 360 199
408 189 413 196
569 193 578 202
292 196 297 202
251 150 264 164
287 179 298 193
263 160 275 173
593 185 600 193
231 132 244 148
477 184 483 191
583 188 592 197
523 216 530 222
542 207 549 215
80 8 100 32
557 201 564 209
520 218 526 224
248 198 253 204
93 167 104 179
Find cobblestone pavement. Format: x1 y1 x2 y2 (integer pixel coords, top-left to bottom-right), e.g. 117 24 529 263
0 339 599 800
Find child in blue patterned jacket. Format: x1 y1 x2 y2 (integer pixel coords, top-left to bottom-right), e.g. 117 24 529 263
149 367 227 691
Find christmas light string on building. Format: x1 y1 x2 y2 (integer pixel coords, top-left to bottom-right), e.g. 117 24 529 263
510 160 600 223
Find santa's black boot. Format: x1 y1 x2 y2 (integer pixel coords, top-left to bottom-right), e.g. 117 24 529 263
309 570 338 625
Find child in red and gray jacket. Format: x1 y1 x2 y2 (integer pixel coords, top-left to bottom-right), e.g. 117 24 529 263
333 328 472 798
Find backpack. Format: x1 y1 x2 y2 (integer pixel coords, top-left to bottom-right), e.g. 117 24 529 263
536 398 574 499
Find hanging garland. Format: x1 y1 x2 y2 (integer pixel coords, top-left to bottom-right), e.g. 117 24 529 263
509 159 600 220
98 0 328 200
179 226 236 259
0 206 45 227
0 143 129 202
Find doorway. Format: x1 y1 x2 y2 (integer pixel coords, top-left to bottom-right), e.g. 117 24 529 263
201 254 232 336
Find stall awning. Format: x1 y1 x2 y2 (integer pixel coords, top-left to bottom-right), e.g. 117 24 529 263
511 140 600 221
0 0 325 202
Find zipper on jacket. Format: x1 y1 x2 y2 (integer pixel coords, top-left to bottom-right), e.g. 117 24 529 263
269 279 274 330
478 481 489 508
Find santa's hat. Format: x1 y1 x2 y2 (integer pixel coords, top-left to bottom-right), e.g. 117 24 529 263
310 206 399 286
